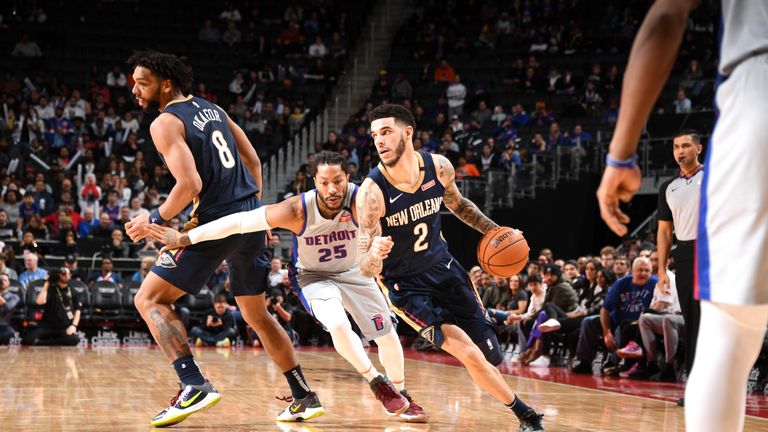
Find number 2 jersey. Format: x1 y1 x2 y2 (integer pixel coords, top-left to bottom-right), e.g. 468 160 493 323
162 96 259 224
291 183 359 276
367 151 450 279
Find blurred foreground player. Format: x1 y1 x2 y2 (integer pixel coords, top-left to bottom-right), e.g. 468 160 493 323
596 1 768 431
359 104 544 431
124 50 323 427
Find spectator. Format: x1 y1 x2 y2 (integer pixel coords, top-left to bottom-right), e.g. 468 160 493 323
191 294 237 347
2 190 22 225
22 268 81 346
0 209 16 239
18 191 41 231
0 251 18 280
600 246 617 270
455 155 481 179
19 251 47 288
0 273 20 344
106 64 127 89
126 197 148 220
102 189 121 223
433 59 456 83
477 142 499 173
132 256 157 283
446 75 467 116
308 36 327 58
106 228 130 258
77 208 96 238
507 274 546 352
91 212 114 239
198 19 221 43
613 256 629 279
268 257 287 290
254 285 296 347
63 254 87 282
11 33 43 57
572 257 656 375
222 21 241 46
219 3 242 22
673 89 692 113
207 260 229 289
471 100 492 124
91 256 122 287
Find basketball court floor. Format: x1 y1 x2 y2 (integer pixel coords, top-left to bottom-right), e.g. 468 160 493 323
3 346 768 431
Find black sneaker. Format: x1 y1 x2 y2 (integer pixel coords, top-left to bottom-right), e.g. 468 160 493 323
519 409 545 432
651 365 677 382
276 391 326 422
151 381 221 427
629 362 659 380
571 361 593 375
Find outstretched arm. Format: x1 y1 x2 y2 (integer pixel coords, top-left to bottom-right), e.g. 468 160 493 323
146 196 304 250
356 178 392 278
434 154 499 234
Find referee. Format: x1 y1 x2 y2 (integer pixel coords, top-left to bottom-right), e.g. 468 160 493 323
657 129 703 406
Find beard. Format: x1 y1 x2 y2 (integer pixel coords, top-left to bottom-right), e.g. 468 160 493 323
317 190 344 212
382 135 407 168
141 88 162 113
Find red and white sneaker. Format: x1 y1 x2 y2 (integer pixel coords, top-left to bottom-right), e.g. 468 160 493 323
369 375 409 415
399 389 429 423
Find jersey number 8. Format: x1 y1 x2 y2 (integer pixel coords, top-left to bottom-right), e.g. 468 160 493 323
212 130 235 168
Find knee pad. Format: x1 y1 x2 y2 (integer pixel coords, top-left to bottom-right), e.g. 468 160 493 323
477 328 503 366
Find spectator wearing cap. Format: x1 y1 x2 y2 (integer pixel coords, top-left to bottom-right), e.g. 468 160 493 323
19 251 48 289
572 257 656 375
63 255 86 281
0 273 20 344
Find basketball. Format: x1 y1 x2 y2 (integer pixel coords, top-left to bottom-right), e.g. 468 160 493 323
477 227 530 277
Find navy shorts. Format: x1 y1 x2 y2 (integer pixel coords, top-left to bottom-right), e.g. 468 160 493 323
377 256 502 365
151 197 269 297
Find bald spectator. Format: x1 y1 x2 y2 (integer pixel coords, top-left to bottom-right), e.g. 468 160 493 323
19 252 48 288
572 257 657 374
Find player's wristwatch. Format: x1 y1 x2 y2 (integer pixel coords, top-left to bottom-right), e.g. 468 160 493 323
605 154 639 169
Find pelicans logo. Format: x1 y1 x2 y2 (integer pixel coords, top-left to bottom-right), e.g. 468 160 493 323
156 251 178 269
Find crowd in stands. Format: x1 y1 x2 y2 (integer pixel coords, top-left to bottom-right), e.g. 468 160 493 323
283 0 717 194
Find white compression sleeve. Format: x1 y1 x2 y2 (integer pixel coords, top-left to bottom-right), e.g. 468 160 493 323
374 328 406 391
187 206 271 244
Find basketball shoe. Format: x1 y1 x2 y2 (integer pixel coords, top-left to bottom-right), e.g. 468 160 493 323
398 389 429 423
151 380 221 427
276 391 326 422
518 409 545 432
369 375 409 415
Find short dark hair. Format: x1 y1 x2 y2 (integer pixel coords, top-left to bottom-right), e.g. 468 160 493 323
127 49 194 93
370 104 416 128
214 294 228 304
674 129 701 144
313 151 348 174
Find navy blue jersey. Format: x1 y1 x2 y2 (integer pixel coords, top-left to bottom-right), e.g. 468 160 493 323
368 151 450 278
162 96 258 224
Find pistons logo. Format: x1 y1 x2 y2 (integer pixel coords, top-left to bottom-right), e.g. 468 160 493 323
156 252 177 269
372 314 385 331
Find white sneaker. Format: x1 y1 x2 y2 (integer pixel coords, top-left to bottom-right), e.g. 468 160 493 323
528 356 551 368
538 319 561 333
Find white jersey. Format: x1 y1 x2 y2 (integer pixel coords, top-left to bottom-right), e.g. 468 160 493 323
720 0 768 76
291 184 359 275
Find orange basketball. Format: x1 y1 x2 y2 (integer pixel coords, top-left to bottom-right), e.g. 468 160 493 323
477 226 530 277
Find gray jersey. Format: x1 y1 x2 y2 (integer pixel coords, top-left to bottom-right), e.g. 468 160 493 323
720 0 768 76
291 184 359 276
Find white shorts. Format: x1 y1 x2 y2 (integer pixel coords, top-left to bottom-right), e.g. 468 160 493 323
697 53 768 305
295 268 394 340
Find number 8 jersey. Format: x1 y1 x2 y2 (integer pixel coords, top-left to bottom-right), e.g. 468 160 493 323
367 151 450 278
292 183 360 275
163 96 259 224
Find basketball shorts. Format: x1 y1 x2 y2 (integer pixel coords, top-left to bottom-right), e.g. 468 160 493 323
151 196 269 297
377 256 502 365
290 266 394 341
697 53 768 305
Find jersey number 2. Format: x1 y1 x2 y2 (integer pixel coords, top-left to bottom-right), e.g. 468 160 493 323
413 222 429 252
212 130 235 168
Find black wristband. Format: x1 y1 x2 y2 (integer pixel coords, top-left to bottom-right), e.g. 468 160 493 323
149 208 167 225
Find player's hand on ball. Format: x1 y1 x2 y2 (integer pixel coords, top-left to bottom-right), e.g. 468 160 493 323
371 236 394 260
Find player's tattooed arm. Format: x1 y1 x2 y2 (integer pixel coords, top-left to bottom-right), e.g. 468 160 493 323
435 154 500 234
357 179 387 278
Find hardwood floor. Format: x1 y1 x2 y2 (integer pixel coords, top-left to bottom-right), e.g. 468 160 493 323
1 346 767 431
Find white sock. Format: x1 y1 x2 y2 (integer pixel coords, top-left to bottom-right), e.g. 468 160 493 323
685 301 768 432
311 298 379 382
374 328 406 391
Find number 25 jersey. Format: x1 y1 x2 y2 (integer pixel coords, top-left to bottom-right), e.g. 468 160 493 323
162 96 259 224
367 151 450 278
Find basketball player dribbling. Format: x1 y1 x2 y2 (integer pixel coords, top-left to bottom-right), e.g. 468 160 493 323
146 151 429 422
358 104 544 431
123 50 323 427
596 1 768 431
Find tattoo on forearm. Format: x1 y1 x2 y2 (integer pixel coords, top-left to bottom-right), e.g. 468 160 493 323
357 187 384 277
445 185 499 234
149 309 191 359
